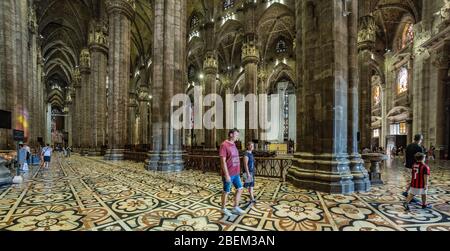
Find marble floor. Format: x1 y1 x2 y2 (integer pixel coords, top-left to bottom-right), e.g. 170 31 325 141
0 155 449 231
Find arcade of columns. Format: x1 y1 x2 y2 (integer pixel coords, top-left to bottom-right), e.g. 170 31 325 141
1 0 450 193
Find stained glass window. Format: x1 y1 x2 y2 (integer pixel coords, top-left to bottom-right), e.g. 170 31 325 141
401 23 414 49
283 92 289 141
190 15 199 29
276 39 287 53
373 85 381 105
397 67 408 94
224 0 234 10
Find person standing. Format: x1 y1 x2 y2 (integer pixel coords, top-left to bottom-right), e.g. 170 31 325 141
17 144 28 172
23 143 31 166
219 129 245 217
243 142 257 203
404 153 432 210
41 144 53 169
402 134 425 202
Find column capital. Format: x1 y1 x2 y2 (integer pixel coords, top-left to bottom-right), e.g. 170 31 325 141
79 49 91 73
203 52 218 74
72 68 82 88
358 15 377 51
242 41 259 65
106 0 135 20
89 21 109 54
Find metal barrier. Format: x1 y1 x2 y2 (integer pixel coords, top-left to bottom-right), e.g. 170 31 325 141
183 155 293 181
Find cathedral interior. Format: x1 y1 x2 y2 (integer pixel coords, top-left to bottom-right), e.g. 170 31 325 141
0 0 450 231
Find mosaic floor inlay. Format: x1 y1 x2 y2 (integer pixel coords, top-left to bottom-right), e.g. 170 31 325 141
0 155 449 231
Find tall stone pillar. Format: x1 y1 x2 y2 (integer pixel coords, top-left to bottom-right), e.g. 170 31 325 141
0 0 17 149
258 66 268 149
242 41 259 145
287 0 356 194
79 49 91 155
146 0 186 171
88 21 108 155
432 42 450 159
137 85 151 145
203 51 219 150
357 14 377 150
28 5 38 147
349 0 370 192
104 0 135 160
128 92 138 145
72 68 82 149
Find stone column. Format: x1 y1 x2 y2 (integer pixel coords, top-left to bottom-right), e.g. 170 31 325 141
104 0 135 160
79 49 91 155
203 51 219 150
137 86 151 145
72 68 82 149
28 5 38 147
146 0 186 171
128 92 138 145
357 14 377 150
287 0 356 194
0 0 17 149
242 2 258 145
88 21 108 155
348 0 370 192
242 41 259 145
257 67 268 149
432 42 450 159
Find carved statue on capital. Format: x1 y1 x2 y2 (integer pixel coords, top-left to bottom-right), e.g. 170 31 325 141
72 68 82 88
242 41 260 64
203 52 218 74
89 21 109 47
358 15 377 50
440 0 450 25
80 49 91 68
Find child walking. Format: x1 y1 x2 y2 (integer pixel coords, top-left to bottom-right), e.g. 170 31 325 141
243 142 256 203
404 152 432 211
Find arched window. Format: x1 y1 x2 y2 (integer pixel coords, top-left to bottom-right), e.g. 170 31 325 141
276 39 287 53
397 66 408 94
190 14 199 30
373 85 381 105
400 23 414 49
223 0 234 10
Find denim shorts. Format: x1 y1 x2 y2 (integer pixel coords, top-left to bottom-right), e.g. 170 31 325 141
222 175 243 193
44 156 51 162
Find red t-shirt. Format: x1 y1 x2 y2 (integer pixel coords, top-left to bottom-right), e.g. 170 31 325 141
410 162 430 189
219 140 240 177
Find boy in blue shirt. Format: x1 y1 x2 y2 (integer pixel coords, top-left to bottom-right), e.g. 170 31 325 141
243 142 256 203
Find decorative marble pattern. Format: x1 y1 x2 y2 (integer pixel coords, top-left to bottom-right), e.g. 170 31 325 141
0 156 449 231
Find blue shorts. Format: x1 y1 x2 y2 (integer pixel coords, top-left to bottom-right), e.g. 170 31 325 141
244 173 255 188
222 175 243 193
44 156 51 162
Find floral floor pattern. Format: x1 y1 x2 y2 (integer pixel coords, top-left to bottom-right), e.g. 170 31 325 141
0 155 449 231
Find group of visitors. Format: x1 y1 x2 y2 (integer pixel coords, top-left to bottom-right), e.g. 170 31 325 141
219 129 256 217
17 143 53 171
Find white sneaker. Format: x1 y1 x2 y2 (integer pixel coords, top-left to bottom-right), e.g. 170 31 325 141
222 208 233 217
232 207 246 215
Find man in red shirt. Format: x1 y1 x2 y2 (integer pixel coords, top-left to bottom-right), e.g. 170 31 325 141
219 129 245 217
404 153 432 210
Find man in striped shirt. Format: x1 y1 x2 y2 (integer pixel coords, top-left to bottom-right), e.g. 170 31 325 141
403 153 432 211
